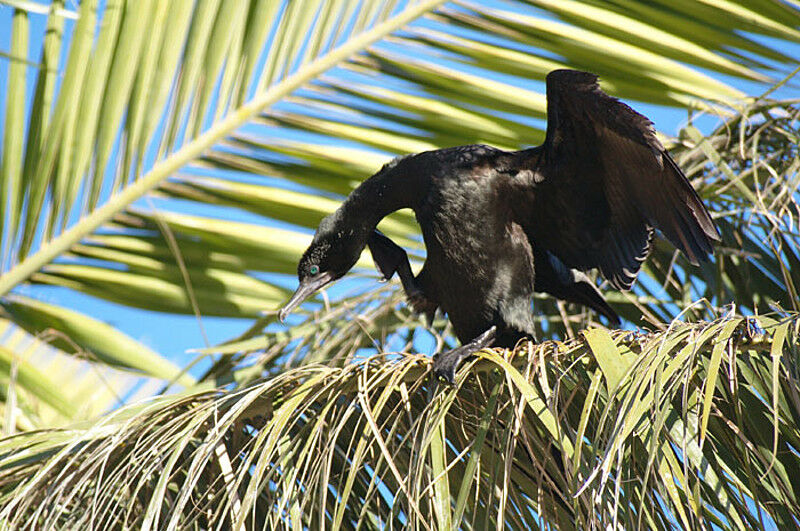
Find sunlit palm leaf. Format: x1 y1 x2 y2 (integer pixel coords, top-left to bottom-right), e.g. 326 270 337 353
0 317 163 431
0 2 798 526
0 314 796 529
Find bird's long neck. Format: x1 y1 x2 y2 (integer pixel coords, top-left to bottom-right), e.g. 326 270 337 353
336 158 421 235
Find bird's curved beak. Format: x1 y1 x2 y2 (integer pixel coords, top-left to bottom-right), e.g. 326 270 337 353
278 271 335 322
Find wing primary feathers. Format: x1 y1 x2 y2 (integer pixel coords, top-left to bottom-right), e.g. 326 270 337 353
654 154 719 265
663 154 719 239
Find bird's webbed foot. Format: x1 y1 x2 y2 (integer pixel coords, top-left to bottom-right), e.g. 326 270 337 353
407 289 438 325
432 326 497 384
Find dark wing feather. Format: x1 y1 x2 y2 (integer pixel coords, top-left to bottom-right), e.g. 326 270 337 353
519 69 719 289
533 247 621 325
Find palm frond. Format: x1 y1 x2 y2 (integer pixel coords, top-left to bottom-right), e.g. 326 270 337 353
0 313 796 529
0 316 163 431
0 3 798 526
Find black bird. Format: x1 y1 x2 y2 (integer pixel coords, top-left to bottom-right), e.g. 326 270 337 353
279 69 720 383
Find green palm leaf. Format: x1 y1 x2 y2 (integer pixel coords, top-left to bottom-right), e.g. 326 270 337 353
0 3 799 525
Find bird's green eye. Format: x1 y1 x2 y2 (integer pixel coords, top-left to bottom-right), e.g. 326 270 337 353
309 265 319 275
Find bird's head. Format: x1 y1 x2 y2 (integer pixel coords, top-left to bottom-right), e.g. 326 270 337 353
278 212 366 321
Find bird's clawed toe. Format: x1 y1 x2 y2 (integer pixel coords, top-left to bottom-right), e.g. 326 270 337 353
431 326 497 385
471 326 497 348
432 351 461 385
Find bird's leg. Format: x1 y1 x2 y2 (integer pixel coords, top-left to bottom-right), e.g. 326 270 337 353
432 326 497 384
367 231 437 323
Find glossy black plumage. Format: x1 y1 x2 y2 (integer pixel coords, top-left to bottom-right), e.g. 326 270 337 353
280 69 720 382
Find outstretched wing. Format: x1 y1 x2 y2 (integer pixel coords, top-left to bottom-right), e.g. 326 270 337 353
518 69 719 289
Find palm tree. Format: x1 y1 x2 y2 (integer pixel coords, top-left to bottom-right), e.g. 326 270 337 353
0 0 799 527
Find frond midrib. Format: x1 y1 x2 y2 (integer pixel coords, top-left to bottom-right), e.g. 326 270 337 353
0 0 447 297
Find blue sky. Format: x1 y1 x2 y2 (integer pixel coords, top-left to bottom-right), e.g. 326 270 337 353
1 2 800 375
